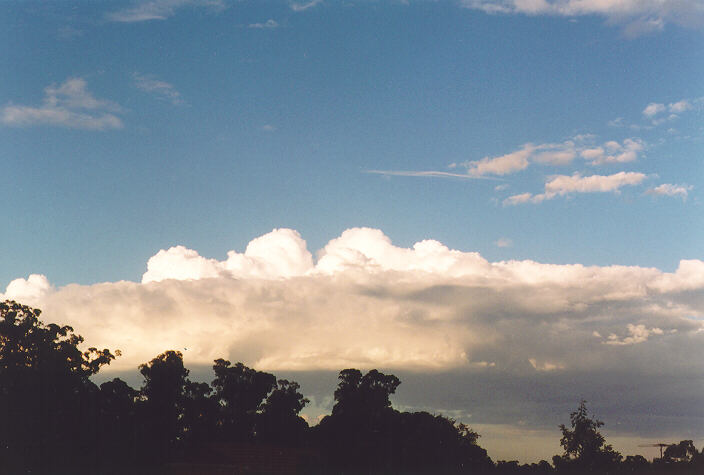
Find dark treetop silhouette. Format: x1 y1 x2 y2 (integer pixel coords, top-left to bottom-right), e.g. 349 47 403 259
1 300 703 474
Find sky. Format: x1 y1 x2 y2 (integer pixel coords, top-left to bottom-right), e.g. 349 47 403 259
2 0 704 463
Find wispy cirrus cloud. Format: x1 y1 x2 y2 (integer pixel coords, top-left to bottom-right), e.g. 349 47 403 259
370 136 645 187
133 72 183 105
57 26 83 40
503 171 647 205
460 0 704 35
290 0 323 12
107 0 226 23
248 19 279 29
1 78 123 130
369 141 574 183
365 169 495 180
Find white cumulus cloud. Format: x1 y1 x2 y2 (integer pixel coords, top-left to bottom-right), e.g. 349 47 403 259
580 138 644 165
463 145 534 176
545 171 646 194
4 228 702 377
641 98 698 125
1 274 54 305
647 183 693 200
455 140 577 177
142 228 314 283
604 324 664 345
644 100 694 117
668 100 692 114
528 358 565 371
643 102 667 117
504 171 647 205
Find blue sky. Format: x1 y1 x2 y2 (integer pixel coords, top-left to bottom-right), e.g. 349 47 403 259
2 0 702 285
2 0 704 462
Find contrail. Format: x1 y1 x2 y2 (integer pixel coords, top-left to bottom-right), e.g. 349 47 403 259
365 169 503 180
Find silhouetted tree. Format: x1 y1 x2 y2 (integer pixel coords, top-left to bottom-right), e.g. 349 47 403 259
0 300 116 472
314 369 401 470
535 460 555 472
315 368 492 473
257 379 309 445
211 359 276 442
664 440 697 463
692 446 704 471
180 380 219 448
393 410 492 473
500 460 553 473
137 350 189 464
98 378 138 466
555 400 621 473
332 368 401 418
620 454 649 473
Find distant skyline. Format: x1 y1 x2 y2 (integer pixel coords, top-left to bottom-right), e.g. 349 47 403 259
2 0 703 463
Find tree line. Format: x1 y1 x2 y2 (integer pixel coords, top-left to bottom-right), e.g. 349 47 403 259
1 300 702 474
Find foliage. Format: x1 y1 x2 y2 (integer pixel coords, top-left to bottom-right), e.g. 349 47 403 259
496 459 553 473
0 300 117 472
664 440 697 462
314 368 492 473
556 400 621 472
137 350 191 463
620 454 649 473
181 379 219 446
211 358 277 441
0 300 115 377
257 379 309 445
332 368 401 418
96 377 139 466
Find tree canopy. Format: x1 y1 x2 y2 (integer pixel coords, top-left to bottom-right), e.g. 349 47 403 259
554 400 622 472
664 440 697 462
0 300 118 472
